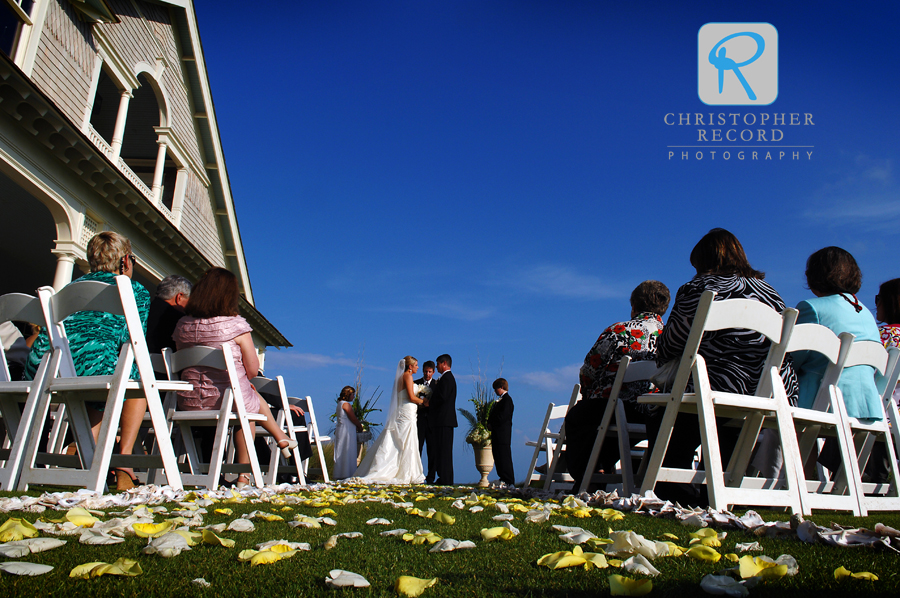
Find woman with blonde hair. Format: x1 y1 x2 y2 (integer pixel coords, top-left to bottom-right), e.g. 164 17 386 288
25 231 150 491
354 356 426 484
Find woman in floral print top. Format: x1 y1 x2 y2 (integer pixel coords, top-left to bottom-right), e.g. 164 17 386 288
566 281 670 492
876 278 900 407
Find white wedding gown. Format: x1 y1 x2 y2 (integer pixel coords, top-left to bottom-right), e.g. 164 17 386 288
354 362 425 484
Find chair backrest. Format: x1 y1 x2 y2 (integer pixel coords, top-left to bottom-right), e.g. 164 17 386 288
786 324 854 411
667 290 792 398
168 344 250 419
36 277 154 382
879 347 900 406
0 293 44 382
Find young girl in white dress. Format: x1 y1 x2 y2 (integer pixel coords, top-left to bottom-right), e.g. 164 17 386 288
354 356 426 484
333 386 364 480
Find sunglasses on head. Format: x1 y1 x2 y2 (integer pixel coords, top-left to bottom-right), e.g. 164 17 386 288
119 254 137 274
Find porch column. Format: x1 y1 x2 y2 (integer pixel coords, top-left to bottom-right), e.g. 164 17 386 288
109 90 133 160
51 251 77 291
151 140 168 203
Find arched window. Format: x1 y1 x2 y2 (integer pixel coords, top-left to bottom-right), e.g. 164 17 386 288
88 67 119 145
0 0 34 58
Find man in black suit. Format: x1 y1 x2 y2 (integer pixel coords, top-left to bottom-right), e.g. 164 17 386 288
487 378 515 485
428 354 457 485
414 360 437 483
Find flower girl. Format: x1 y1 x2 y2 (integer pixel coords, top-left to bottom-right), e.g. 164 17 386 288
333 386 364 480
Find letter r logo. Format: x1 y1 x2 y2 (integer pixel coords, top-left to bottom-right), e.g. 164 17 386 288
699 23 778 105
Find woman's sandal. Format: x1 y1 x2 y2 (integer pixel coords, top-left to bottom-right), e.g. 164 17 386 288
112 468 139 492
235 474 251 489
277 438 299 458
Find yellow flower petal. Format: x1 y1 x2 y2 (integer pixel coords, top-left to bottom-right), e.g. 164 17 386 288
600 508 625 521
250 550 282 566
835 566 878 581
685 545 721 563
432 512 456 525
69 562 107 579
70 558 142 578
608 559 624 567
65 508 98 528
133 521 174 538
583 552 609 568
317 508 336 516
661 533 679 540
214 508 233 516
238 549 258 562
202 530 235 548
609 574 653 596
0 518 38 542
661 542 685 557
851 572 878 581
395 575 438 597
725 553 739 563
480 527 515 541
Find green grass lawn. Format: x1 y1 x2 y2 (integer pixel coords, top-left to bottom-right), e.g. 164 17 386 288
0 485 897 597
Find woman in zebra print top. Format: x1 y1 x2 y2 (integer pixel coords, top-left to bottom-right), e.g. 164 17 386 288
646 229 799 504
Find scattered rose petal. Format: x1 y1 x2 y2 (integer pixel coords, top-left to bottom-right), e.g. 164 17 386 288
623 554 661 577
735 542 762 552
395 575 438 597
192 578 210 587
227 519 255 532
201 530 235 548
70 558 142 578
609 574 652 596
700 574 750 597
326 569 370 588
685 546 721 563
0 519 38 542
0 561 54 576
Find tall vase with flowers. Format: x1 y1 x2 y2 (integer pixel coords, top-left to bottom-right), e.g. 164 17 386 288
458 372 496 486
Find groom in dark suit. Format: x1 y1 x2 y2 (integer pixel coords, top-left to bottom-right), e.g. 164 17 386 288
428 354 457 485
414 360 437 483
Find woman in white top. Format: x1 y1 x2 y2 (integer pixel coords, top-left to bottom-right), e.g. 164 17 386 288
333 385 364 480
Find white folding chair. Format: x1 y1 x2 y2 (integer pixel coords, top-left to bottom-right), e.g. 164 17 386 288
0 293 55 490
637 290 803 513
250 375 306 485
773 323 862 515
291 395 330 483
521 384 580 489
836 342 900 513
579 357 660 495
162 346 267 489
17 277 185 492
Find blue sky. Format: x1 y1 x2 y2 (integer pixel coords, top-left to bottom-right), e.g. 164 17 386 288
193 1 900 483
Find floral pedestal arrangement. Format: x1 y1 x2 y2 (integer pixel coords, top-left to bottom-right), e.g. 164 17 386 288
356 430 373 466
474 444 494 488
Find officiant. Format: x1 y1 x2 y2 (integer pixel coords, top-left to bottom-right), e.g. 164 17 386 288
415 360 437 483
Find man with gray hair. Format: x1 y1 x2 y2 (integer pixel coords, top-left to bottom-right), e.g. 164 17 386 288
146 274 192 354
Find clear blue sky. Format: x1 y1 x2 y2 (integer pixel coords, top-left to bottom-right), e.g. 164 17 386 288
193 0 900 483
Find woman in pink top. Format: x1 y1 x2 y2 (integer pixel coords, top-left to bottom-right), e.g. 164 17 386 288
174 268 296 487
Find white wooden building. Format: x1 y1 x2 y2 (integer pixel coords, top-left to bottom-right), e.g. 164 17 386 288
0 0 289 355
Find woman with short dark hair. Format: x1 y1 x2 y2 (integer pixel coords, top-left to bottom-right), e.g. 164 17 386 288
793 247 881 418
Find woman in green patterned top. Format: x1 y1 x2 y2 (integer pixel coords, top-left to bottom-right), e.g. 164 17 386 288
26 232 151 491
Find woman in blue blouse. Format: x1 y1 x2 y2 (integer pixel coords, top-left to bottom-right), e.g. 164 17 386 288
793 247 881 418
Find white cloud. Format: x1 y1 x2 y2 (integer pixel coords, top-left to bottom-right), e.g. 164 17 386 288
510 264 626 300
372 300 495 322
263 351 358 371
519 362 581 392
804 155 900 229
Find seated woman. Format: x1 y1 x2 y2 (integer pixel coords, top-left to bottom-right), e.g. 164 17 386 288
173 267 296 488
651 228 799 505
25 231 150 491
876 277 900 407
793 247 882 477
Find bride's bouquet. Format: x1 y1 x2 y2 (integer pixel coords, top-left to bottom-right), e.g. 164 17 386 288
414 383 433 402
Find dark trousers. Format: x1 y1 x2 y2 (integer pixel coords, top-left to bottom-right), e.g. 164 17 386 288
418 414 436 482
431 426 454 485
643 411 740 506
492 441 515 485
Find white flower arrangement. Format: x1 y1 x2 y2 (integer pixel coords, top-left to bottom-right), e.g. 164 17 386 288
414 384 433 400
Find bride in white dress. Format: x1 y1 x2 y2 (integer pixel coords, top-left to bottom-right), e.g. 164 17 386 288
354 356 426 484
